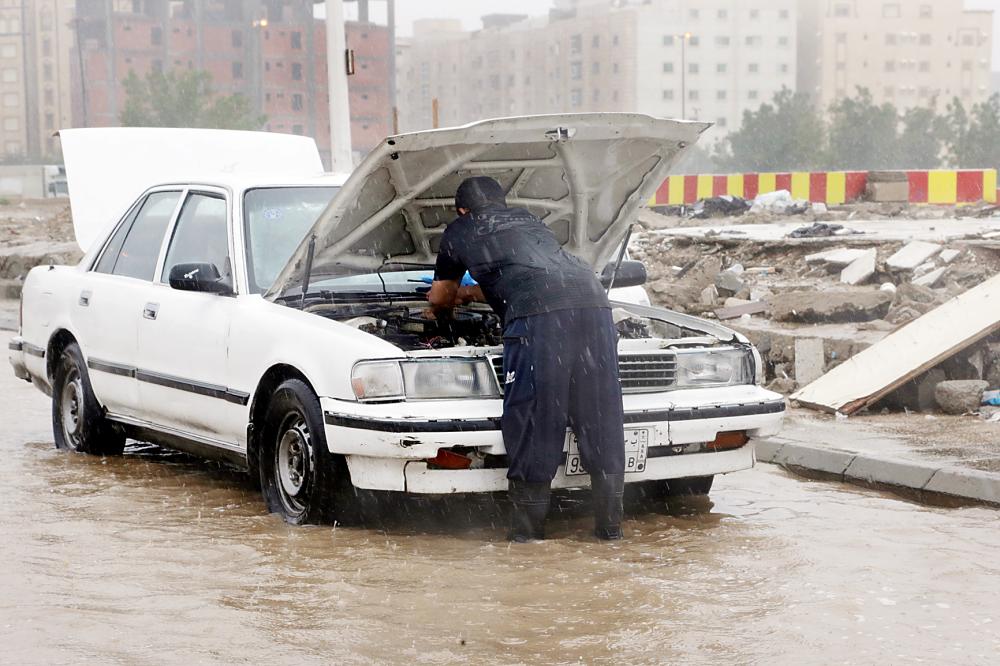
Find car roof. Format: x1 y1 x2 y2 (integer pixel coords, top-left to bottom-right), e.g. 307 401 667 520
153 171 350 193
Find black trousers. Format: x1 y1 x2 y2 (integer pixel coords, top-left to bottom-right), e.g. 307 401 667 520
501 308 626 483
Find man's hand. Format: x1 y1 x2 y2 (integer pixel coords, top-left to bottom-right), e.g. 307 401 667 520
426 279 461 317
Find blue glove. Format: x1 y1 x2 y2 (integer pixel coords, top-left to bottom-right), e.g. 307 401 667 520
418 271 478 287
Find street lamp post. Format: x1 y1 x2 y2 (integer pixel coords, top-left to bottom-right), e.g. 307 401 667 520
679 31 692 119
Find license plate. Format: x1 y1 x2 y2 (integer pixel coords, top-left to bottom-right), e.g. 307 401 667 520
565 428 649 476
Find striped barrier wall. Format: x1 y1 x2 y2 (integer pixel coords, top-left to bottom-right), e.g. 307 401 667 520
651 170 998 206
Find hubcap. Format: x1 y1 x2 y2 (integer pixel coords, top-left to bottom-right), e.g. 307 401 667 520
60 367 84 450
275 416 312 514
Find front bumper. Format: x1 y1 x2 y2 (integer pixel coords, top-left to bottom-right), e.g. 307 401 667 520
321 384 785 493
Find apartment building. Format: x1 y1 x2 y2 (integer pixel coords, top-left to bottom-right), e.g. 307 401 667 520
73 0 392 160
397 0 797 144
798 0 994 111
0 1 75 160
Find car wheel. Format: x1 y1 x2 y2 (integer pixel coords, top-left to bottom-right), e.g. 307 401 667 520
259 379 354 525
51 342 125 455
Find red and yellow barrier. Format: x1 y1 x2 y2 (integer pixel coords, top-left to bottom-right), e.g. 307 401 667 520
651 170 997 206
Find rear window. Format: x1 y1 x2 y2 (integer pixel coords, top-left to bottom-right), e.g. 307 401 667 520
95 191 181 280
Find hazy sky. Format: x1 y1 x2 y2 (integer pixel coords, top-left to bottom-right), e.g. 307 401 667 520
362 0 1000 67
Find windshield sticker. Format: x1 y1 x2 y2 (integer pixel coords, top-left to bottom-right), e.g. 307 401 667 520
262 208 283 221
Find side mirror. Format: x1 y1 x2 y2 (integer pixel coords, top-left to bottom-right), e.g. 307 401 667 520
168 263 233 295
600 260 647 289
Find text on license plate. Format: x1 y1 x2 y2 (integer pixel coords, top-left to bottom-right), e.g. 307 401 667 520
565 428 649 476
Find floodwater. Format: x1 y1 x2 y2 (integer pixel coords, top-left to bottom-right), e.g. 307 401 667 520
3 347 999 665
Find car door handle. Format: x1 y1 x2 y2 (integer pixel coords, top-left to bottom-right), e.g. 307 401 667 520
79 290 91 307
142 303 159 320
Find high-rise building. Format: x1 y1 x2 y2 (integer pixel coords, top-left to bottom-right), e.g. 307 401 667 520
72 0 392 162
797 0 994 112
396 0 797 146
0 1 76 160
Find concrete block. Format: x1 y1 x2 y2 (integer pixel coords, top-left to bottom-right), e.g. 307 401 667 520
794 338 826 385
700 285 719 306
886 241 942 270
913 267 947 288
754 439 784 462
924 467 1000 504
772 442 856 476
840 249 877 285
844 455 938 489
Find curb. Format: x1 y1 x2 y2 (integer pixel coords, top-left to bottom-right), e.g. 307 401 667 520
756 439 1000 507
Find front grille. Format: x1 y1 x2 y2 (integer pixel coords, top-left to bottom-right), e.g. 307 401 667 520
490 352 677 394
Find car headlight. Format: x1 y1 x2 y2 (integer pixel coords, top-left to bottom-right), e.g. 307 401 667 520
674 349 753 388
351 359 499 401
351 361 404 402
401 359 499 400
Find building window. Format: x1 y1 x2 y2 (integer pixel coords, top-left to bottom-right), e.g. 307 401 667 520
885 61 896 72
836 61 846 71
663 62 674 73
2 93 17 107
3 117 18 131
612 62 619 74
232 61 243 79
1 69 16 83
571 88 582 107
962 60 973 71
920 34 932 46
43 63 52 82
715 36 730 47
716 90 727 100
919 5 932 18
570 34 582 54
886 33 897 46
292 93 303 110
591 62 599 74
292 124 303 135
883 4 901 18
612 34 619 46
571 61 582 80
919 61 931 72
0 44 15 58
748 90 759 100
42 39 51 57
717 63 728 74
291 31 301 49
718 9 728 19
961 33 976 46
152 60 163 73
834 4 851 18
779 63 790 74
44 89 53 105
44 113 54 130
689 9 699 19
780 9 790 19
292 63 302 80
663 35 675 47
836 32 847 44
745 36 762 47
688 90 699 101
749 9 760 19
689 63 699 74
232 30 242 48
778 36 789 47
748 63 759 74
717 117 728 127
885 86 895 97
662 90 674 100
151 26 162 45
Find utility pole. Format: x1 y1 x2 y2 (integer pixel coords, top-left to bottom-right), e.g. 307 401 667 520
679 31 692 119
326 0 353 173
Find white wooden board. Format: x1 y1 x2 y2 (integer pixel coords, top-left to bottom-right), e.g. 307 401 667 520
791 272 1000 414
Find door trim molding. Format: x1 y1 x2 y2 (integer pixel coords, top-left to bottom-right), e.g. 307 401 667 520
88 356 250 405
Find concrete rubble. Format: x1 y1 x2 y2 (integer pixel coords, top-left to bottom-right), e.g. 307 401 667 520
634 198 1000 418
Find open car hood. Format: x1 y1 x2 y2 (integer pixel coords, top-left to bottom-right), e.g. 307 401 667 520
59 128 324 253
267 113 709 300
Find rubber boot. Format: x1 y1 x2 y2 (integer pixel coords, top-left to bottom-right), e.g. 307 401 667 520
591 473 625 540
508 480 551 542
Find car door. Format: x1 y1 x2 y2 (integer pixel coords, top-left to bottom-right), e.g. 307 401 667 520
136 188 244 446
73 189 183 417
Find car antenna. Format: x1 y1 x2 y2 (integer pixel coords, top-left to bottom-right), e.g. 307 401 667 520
300 234 317 308
606 223 634 294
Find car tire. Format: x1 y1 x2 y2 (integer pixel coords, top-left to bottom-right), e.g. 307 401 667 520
51 342 125 455
259 378 354 525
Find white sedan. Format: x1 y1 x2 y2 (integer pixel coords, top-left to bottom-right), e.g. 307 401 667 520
9 114 784 524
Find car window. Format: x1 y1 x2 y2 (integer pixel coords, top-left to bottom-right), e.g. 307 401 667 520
94 198 143 274
243 186 338 293
101 191 181 280
161 193 230 283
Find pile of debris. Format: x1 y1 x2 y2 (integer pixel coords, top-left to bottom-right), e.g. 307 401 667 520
631 204 1000 418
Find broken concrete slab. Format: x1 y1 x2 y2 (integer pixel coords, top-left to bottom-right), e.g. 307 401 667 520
770 290 893 324
805 248 870 267
794 338 826 386
935 380 989 415
714 269 745 296
715 301 767 320
792 273 1000 415
700 285 719 306
939 249 962 264
886 241 942 270
913 267 947 288
840 248 877 285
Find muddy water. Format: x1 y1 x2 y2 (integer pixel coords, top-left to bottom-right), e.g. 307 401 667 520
3 349 999 664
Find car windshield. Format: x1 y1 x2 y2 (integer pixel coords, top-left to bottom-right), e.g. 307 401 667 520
243 186 339 293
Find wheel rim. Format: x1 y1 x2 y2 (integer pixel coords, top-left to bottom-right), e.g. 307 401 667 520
60 366 84 451
274 414 313 516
